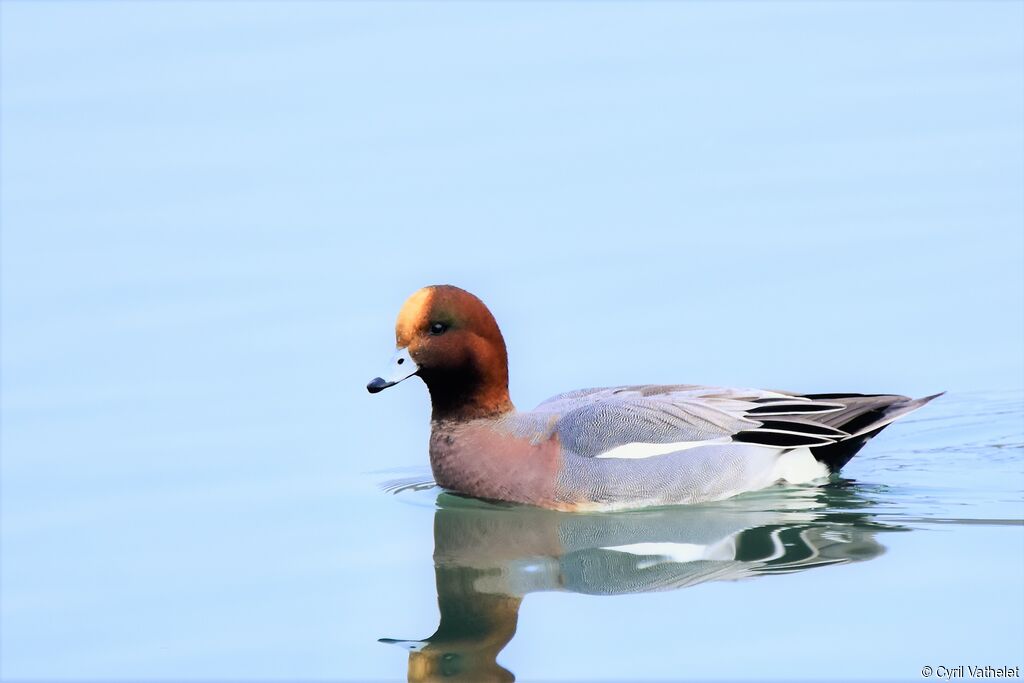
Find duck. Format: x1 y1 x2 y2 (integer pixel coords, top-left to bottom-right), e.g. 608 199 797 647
367 285 940 511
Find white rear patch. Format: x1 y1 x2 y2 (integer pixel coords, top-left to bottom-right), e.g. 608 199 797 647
773 448 829 484
595 437 730 459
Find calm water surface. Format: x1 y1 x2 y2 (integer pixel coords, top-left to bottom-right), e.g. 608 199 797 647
4 387 1021 680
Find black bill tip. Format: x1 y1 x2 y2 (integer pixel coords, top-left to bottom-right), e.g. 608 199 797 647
366 377 393 394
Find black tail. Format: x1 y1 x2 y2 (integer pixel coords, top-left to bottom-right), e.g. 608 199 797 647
809 426 887 473
806 392 943 473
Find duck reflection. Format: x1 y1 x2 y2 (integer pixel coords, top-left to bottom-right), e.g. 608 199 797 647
381 484 902 682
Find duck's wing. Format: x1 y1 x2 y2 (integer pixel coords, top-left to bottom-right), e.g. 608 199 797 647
539 385 936 460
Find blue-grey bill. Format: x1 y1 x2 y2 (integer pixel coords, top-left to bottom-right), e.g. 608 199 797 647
367 346 418 394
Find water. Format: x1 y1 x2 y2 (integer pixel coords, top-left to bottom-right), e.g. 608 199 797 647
7 390 1022 680
2 2 1023 680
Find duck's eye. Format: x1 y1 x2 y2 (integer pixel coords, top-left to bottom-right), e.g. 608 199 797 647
429 322 449 336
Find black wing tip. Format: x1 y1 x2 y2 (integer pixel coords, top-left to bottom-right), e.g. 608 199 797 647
755 419 850 438
733 430 837 448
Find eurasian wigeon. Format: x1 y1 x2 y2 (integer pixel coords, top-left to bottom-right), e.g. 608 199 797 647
367 285 940 511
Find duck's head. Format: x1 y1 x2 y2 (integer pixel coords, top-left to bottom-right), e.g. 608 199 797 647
367 285 513 420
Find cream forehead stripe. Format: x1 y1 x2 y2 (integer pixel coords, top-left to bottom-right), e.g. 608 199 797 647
395 287 435 342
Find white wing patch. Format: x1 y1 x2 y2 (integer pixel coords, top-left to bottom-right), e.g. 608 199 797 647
603 539 738 565
594 437 731 459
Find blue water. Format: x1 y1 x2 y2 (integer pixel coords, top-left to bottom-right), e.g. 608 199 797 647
2 2 1022 680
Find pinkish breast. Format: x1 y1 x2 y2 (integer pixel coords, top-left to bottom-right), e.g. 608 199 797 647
428 420 564 508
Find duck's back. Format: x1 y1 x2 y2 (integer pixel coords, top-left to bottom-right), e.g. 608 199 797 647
521 385 940 510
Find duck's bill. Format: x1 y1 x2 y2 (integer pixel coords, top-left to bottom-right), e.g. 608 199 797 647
366 347 418 394
377 638 427 652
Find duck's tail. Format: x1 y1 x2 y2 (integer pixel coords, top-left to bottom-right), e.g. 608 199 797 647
804 392 944 473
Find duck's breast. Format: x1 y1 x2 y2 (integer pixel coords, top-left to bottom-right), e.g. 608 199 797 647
429 420 564 507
